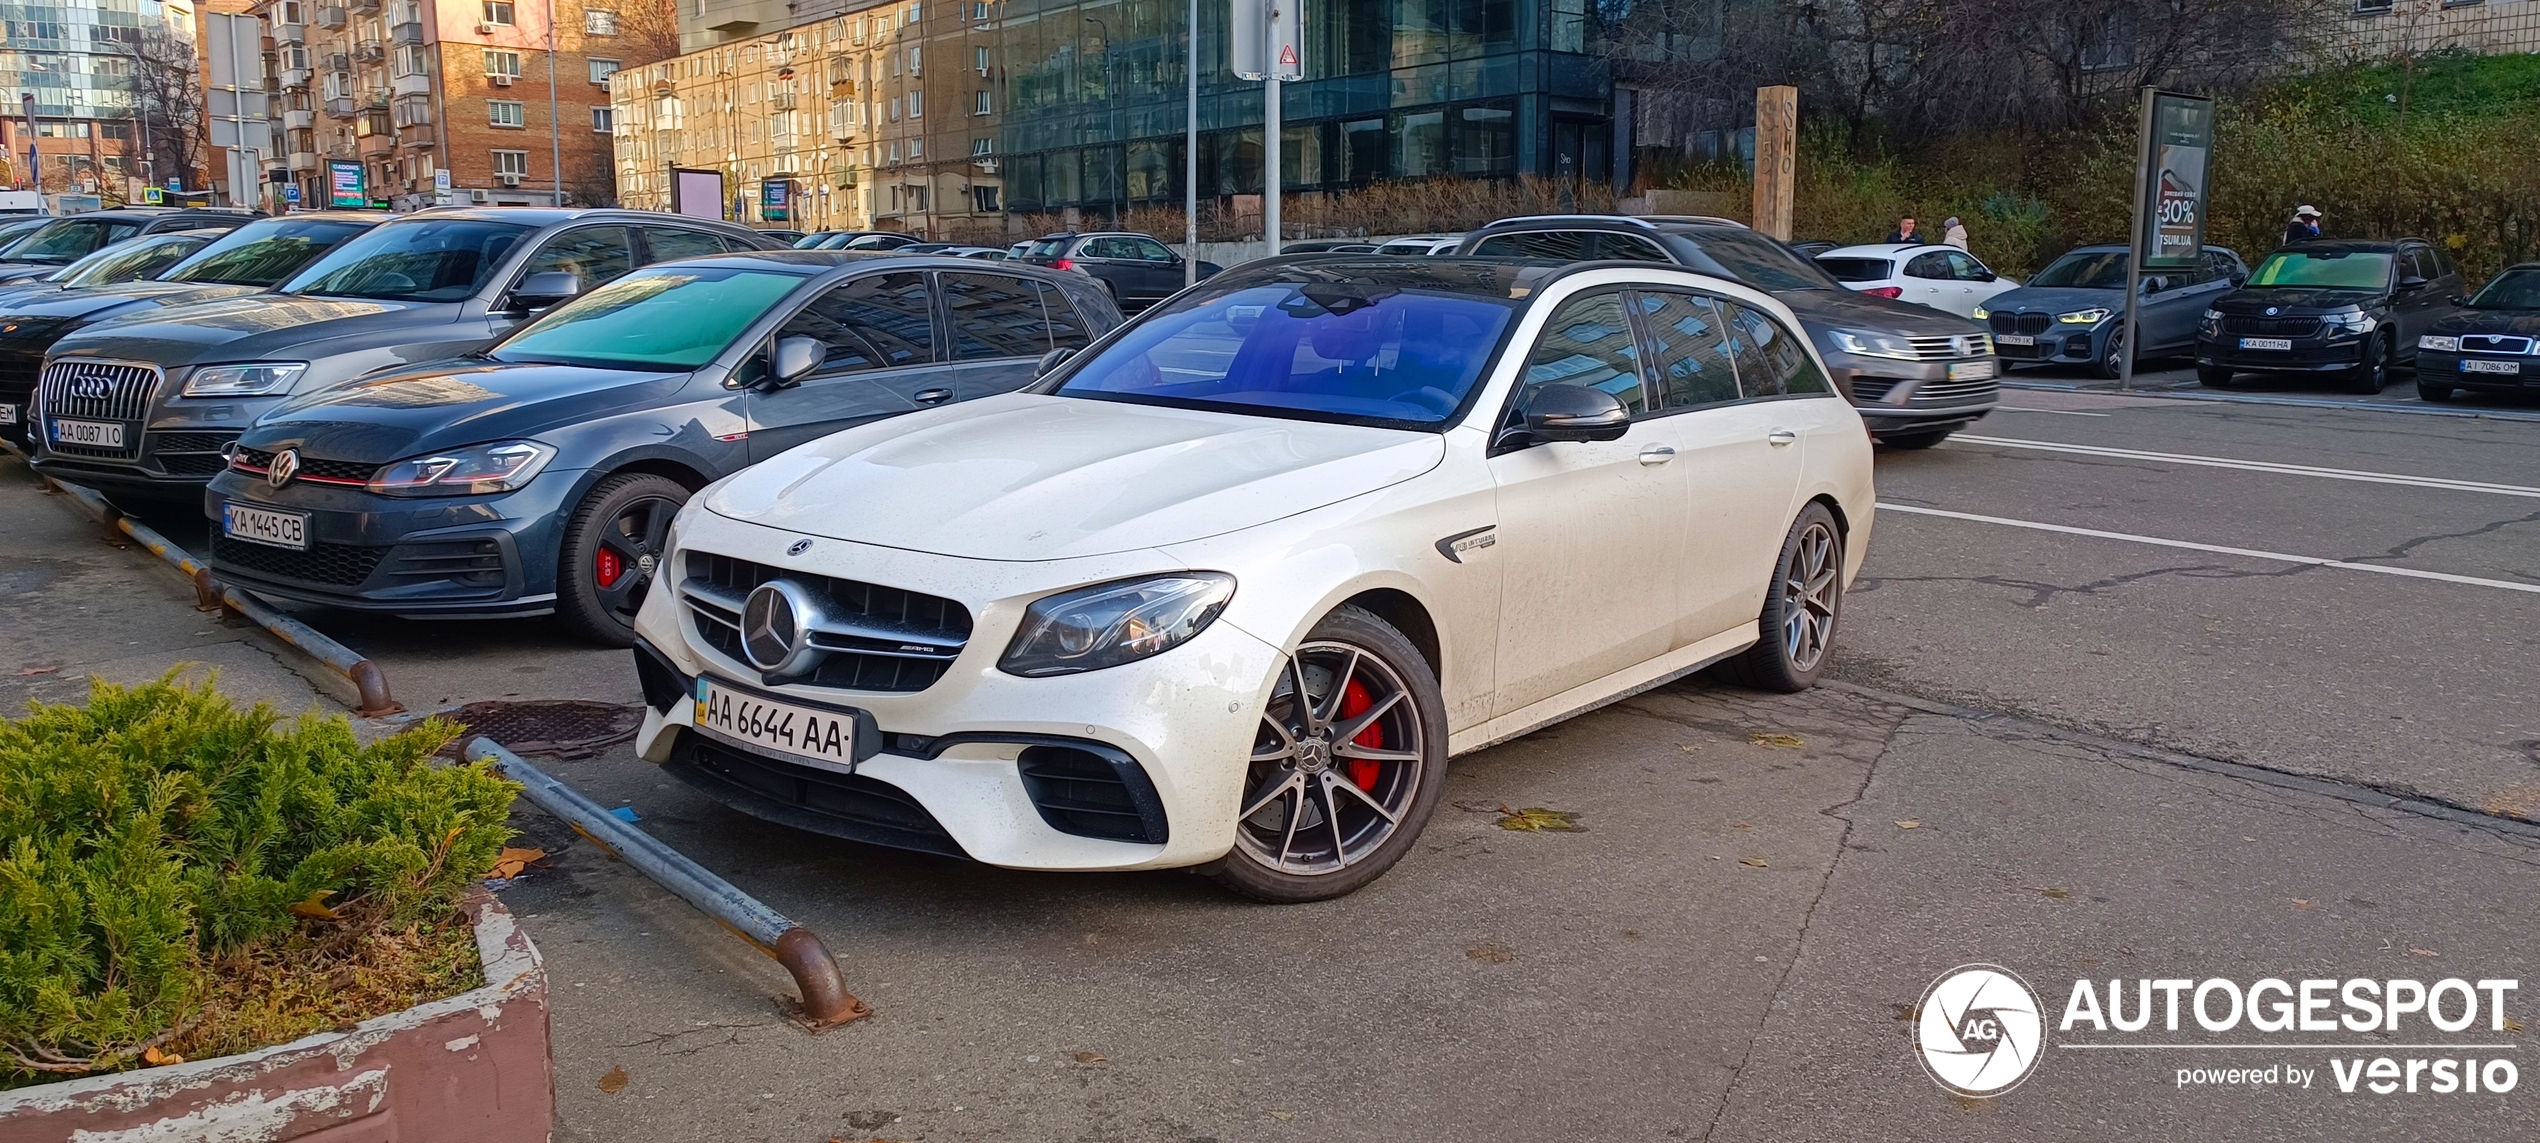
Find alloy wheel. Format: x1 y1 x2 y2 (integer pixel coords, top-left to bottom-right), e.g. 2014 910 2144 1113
591 494 678 626
1234 642 1427 877
1782 521 1840 672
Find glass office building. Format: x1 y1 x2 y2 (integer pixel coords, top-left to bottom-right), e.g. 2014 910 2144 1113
994 0 1610 215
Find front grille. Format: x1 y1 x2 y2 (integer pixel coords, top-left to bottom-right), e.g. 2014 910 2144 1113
1904 334 1992 361
669 736 965 857
150 430 238 477
230 445 378 484
2221 315 2322 338
1016 744 1169 844
1988 312 2052 336
2460 334 2533 355
680 551 973 693
1910 378 2000 405
1848 378 1901 402
157 452 229 476
37 360 158 459
211 533 388 587
382 539 505 587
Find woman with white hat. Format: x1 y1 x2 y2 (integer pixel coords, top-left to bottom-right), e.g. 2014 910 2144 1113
2283 205 2322 246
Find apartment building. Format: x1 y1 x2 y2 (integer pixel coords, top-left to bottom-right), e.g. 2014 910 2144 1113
0 0 197 196
609 0 1004 237
245 0 671 212
2338 0 2540 57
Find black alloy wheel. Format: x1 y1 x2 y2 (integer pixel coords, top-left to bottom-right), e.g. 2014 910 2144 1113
2093 326 2129 381
2346 332 2393 395
1710 502 1845 694
556 472 690 646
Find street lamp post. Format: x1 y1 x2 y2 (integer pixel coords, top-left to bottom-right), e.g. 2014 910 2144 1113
1184 0 1196 286
547 0 562 206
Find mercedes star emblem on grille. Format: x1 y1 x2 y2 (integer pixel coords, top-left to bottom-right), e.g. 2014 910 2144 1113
267 448 301 489
740 579 823 675
786 538 814 556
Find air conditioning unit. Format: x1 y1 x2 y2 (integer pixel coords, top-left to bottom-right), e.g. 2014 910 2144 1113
498 173 522 186
469 188 490 203
492 74 515 86
476 21 497 33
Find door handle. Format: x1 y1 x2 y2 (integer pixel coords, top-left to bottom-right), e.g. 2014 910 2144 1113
1767 429 1798 447
1637 445 1676 465
914 388 954 405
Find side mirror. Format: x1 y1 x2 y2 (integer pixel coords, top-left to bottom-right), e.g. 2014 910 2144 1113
2397 275 2430 292
1975 270 1997 282
1035 346 1077 377
1520 384 1631 443
507 271 581 311
2449 293 2468 306
2141 278 2164 295
2229 272 2248 287
767 336 824 388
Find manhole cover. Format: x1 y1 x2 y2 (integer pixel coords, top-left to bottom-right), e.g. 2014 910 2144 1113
438 699 647 760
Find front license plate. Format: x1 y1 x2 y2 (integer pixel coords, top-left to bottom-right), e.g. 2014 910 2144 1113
2238 337 2293 351
694 676 858 769
0 403 16 425
1995 333 2035 346
220 502 308 550
2460 359 2520 375
1948 360 1998 381
47 417 121 448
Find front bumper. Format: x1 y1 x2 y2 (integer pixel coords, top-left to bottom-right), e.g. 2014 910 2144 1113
1988 323 2106 365
29 392 295 496
2415 351 2540 390
630 519 1285 872
2196 332 2371 374
1825 351 2000 437
201 467 584 618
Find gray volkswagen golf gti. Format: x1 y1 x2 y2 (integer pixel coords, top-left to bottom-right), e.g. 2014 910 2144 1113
30 208 777 500
203 253 1119 644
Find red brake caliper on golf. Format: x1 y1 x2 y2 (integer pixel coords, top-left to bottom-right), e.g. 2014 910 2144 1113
595 548 623 588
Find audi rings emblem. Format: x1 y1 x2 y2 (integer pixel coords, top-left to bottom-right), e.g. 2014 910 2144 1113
786 538 814 556
267 448 301 489
740 579 825 676
69 375 112 401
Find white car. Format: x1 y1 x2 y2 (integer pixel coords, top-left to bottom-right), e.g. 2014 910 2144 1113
1816 243 2021 319
1375 234 1464 256
630 258 1874 901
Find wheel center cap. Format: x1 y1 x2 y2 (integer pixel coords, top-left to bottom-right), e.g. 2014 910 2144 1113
637 553 656 574
1296 736 1332 773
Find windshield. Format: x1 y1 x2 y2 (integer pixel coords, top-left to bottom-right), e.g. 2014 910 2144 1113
8 217 143 264
1055 281 1518 428
54 233 214 287
2029 251 2130 289
0 218 46 254
163 217 374 286
1689 230 1837 291
2468 268 2540 309
489 265 803 369
1816 257 1892 283
2247 249 2391 290
1028 238 1069 258
279 218 532 301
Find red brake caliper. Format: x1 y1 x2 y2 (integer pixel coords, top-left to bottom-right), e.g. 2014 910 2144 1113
595 548 623 588
1337 677 1384 792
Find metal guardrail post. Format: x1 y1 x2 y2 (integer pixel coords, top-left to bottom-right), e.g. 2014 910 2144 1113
464 737 872 1031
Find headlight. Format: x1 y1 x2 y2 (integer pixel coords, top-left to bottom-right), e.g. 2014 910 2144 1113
1970 304 1990 320
2202 309 2223 322
366 439 556 497
2419 334 2459 352
1827 329 1920 361
2322 309 2376 334
181 362 306 397
999 573 1236 677
2057 308 2111 325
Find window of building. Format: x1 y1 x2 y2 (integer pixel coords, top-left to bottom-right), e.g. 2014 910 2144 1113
589 58 620 84
889 96 901 121
278 0 305 26
972 184 998 212
591 106 613 131
395 44 428 75
909 137 922 158
975 45 989 74
493 149 528 176
972 136 992 156
98 122 131 141
584 8 618 34
489 100 525 127
482 0 514 26
973 89 990 115
485 49 522 77
886 141 899 165
908 47 921 74
908 91 921 117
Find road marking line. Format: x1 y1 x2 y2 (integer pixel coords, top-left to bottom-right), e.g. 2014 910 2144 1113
1994 406 2113 417
1877 503 2540 596
1950 434 2540 499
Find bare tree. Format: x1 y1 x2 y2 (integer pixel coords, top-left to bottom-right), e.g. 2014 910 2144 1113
109 27 208 192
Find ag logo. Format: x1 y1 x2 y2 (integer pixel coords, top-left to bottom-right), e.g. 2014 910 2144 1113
1914 964 2044 1097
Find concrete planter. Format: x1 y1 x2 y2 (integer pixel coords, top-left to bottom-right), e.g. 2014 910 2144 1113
0 892 550 1142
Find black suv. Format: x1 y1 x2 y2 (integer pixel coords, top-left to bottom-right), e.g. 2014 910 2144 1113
2196 238 2463 394
1453 215 1997 448
1018 231 1223 311
0 208 263 285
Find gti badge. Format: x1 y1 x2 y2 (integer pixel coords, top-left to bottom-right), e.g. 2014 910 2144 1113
267 448 300 489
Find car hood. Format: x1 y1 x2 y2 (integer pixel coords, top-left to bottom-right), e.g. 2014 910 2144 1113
1983 285 2122 315
2428 308 2540 336
2215 286 2382 314
54 293 446 367
0 281 267 326
240 359 688 462
1775 287 1983 335
703 394 1445 561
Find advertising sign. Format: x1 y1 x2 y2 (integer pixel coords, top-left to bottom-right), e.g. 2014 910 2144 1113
670 167 726 221
760 178 791 222
327 160 365 208
2136 91 2214 271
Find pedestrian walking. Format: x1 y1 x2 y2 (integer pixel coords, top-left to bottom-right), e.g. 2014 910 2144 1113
1887 216 1920 244
1943 216 1969 250
2284 205 2322 246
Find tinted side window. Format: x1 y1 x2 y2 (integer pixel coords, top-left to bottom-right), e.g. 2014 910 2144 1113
1945 251 1989 281
1633 291 1738 408
1516 292 1646 415
776 271 935 373
1036 281 1096 350
1084 236 1137 259
643 226 729 262
1130 237 1177 262
1720 302 1829 396
1904 252 1951 280
1472 230 1592 261
523 225 635 285
1593 234 1671 262
944 272 1050 360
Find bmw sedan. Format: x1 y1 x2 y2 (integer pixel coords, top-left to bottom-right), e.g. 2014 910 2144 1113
628 256 1872 900
205 253 1118 644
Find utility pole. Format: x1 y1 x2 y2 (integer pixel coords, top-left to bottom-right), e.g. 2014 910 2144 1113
548 0 563 206
1184 0 1196 287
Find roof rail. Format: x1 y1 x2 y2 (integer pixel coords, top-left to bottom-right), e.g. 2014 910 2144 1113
1482 213 1661 231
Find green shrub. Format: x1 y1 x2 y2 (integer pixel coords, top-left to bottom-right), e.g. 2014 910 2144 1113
0 674 515 1086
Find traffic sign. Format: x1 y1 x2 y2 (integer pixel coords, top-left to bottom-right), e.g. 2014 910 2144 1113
1229 0 1301 81
284 186 300 204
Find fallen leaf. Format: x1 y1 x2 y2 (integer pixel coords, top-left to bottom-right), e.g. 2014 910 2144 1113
2241 836 2257 843
2290 899 2316 910
1269 1110 1297 1122
597 1065 629 1093
2408 948 2439 957
2506 1017 2525 1034
1495 806 1583 833
142 1046 184 1066
1679 744 1701 753
1749 732 1805 749
486 846 547 880
1895 820 1922 829
13 666 57 676
288 889 341 920
2027 887 2071 899
1072 1051 1105 1064
1466 941 1514 963
1739 858 1768 868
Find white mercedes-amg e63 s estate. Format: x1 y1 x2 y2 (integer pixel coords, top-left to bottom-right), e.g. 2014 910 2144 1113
629 255 1874 900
